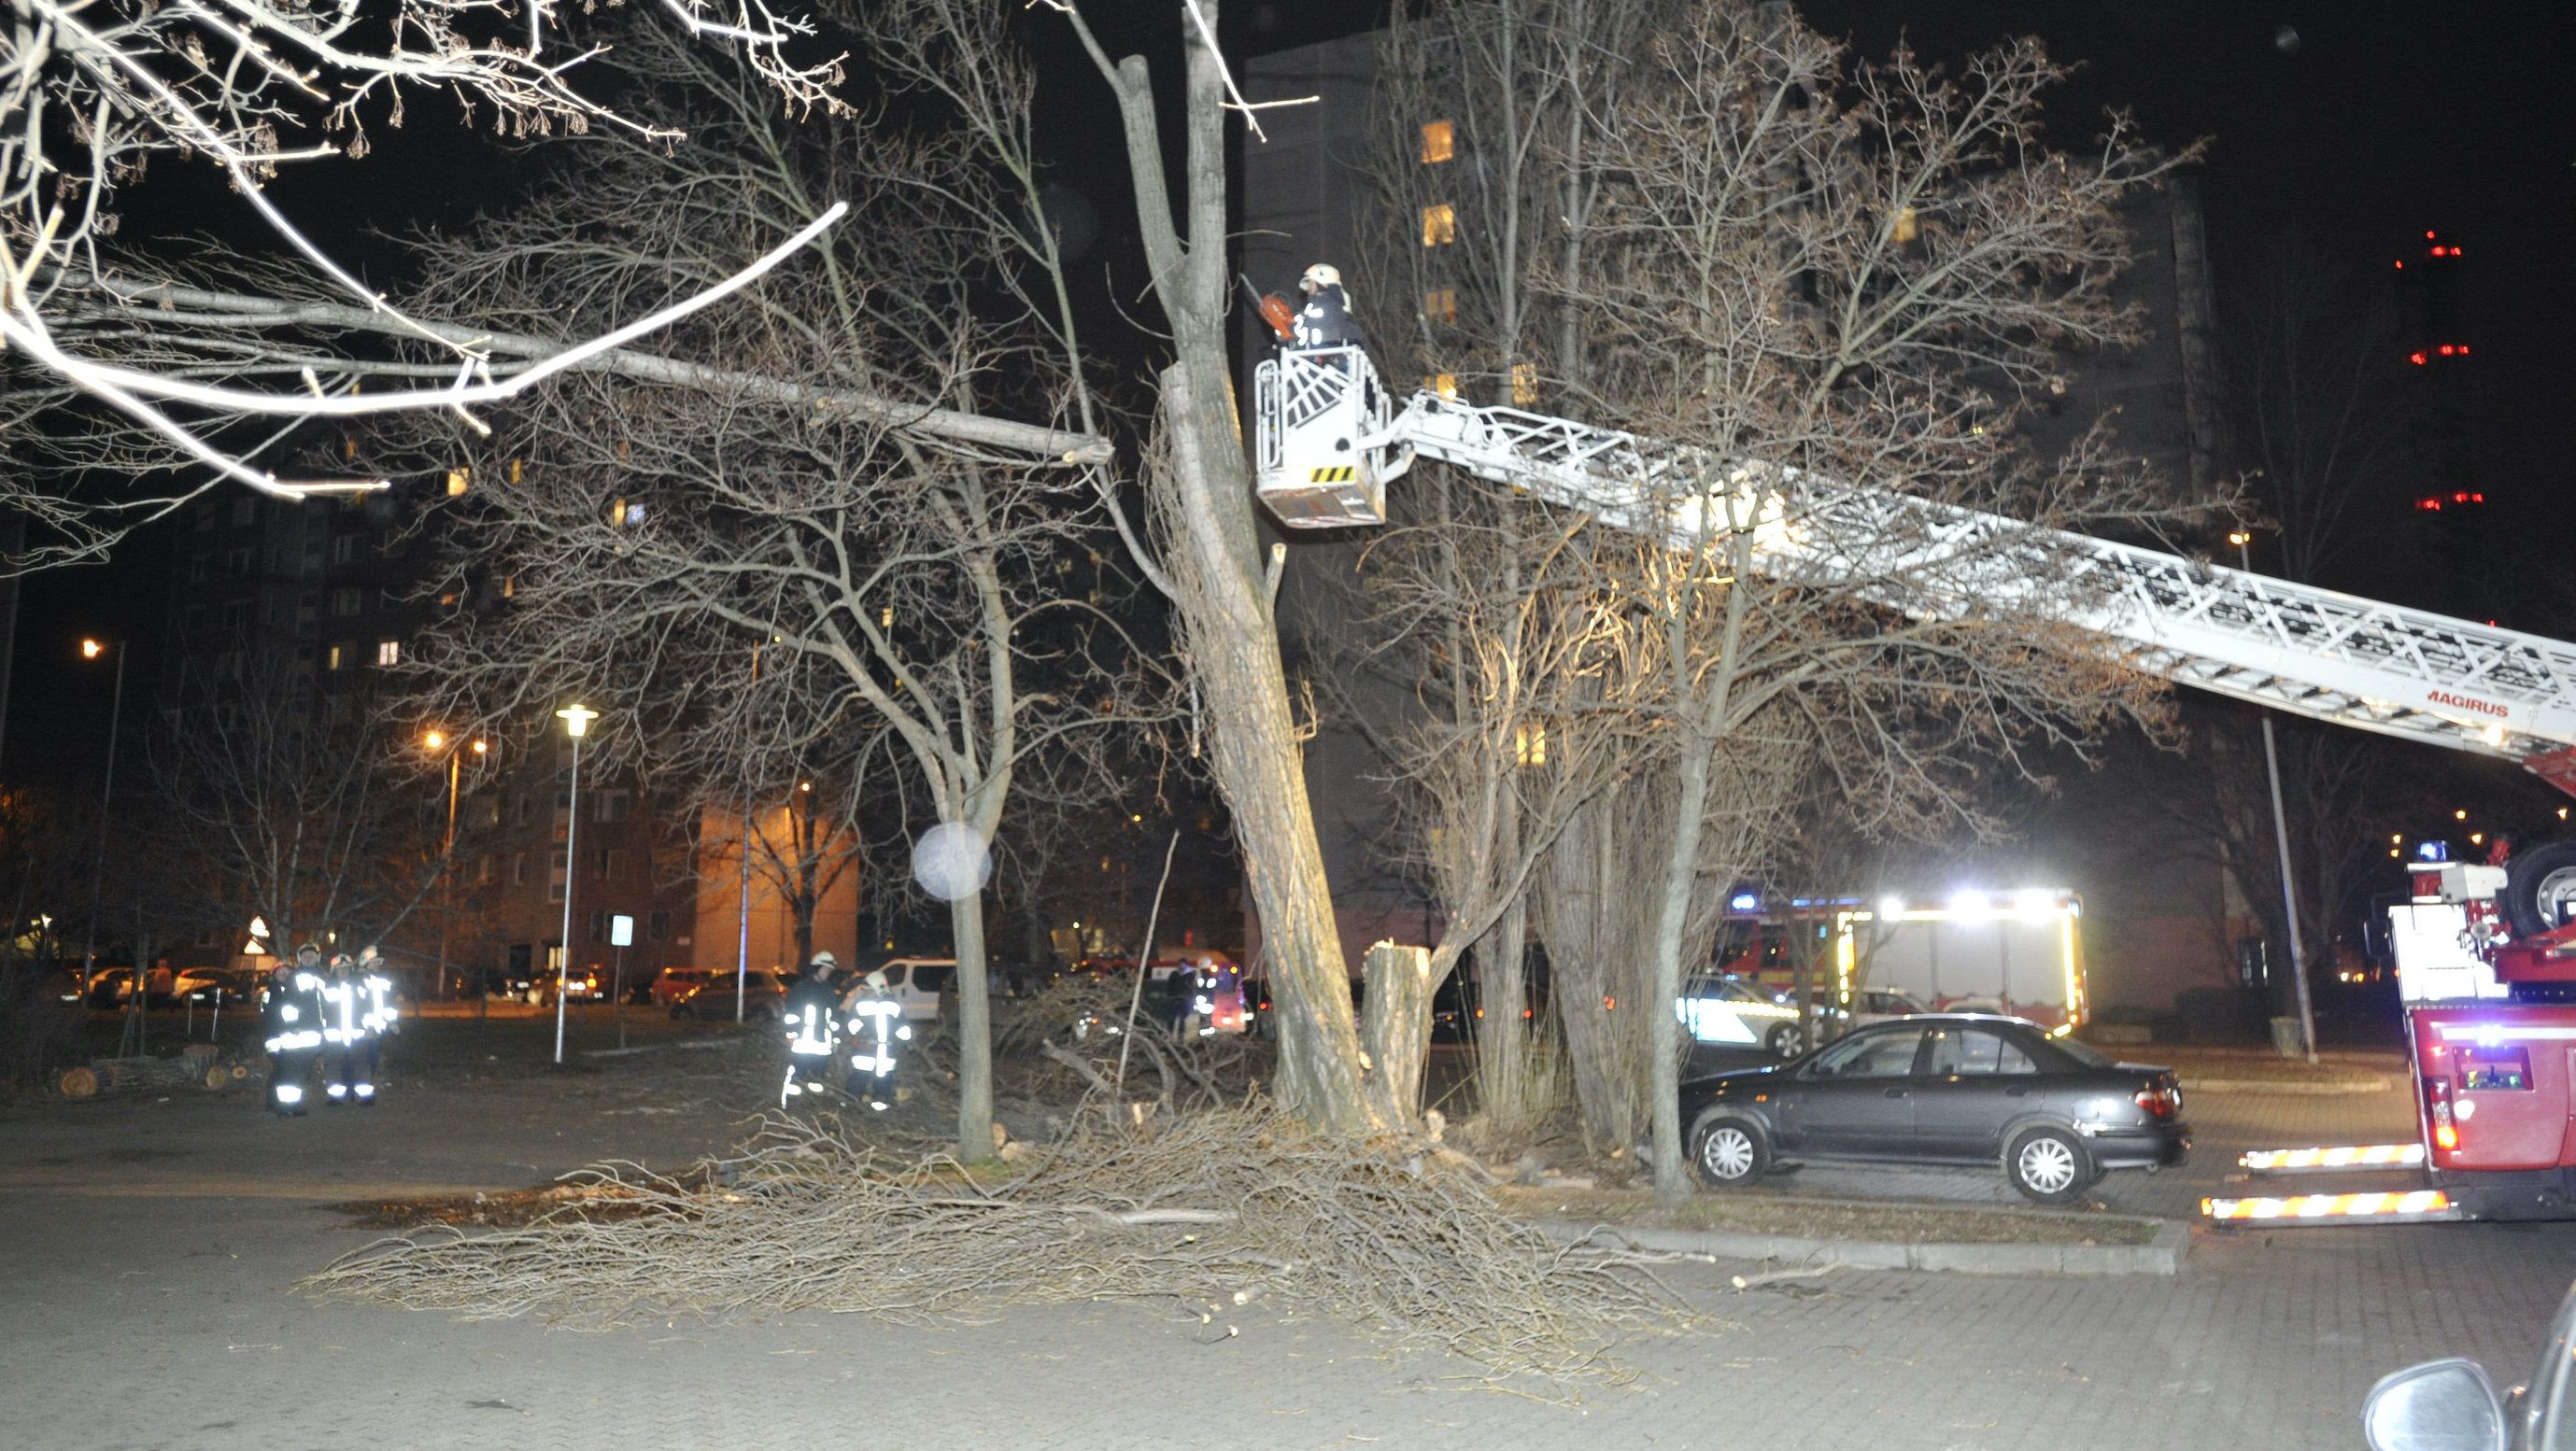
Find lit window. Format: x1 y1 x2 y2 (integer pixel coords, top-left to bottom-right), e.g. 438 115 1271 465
1511 361 1539 406
375 640 400 667
1422 287 1457 324
608 497 644 528
500 575 517 599
446 469 470 497
880 605 895 629
326 644 345 671
1515 723 1549 767
1421 204 1457 247
1425 373 1459 399
1420 120 1454 164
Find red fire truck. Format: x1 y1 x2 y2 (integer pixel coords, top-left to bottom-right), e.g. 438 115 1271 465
2206 850 2576 1224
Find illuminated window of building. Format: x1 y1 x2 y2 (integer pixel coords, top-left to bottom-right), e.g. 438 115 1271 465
500 574 517 599
1420 120 1455 164
880 605 894 628
446 469 470 497
325 643 345 671
1425 373 1460 399
1515 723 1549 767
1421 204 1457 247
1423 287 1458 325
375 639 400 667
1511 361 1539 406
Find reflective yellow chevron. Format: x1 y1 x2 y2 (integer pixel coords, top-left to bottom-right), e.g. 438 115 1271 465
1307 466 1357 483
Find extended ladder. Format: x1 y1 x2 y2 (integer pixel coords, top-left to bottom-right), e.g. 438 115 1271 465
1253 347 2576 786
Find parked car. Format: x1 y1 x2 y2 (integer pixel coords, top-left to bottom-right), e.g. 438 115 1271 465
672 969 789 1021
1678 1014 2189 1204
174 967 259 1006
846 957 952 1024
1680 976 1817 1058
647 966 717 1009
1844 986 1931 1026
2364 1274 2576 1450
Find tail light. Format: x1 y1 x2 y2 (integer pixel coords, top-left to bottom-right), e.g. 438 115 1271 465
2132 1087 2177 1120
2426 1076 2458 1151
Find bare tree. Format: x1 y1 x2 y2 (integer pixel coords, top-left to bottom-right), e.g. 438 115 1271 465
379 21 1160 1160
1367 4 2218 1202
145 649 450 960
1039 0 1408 1130
0 0 869 548
1316 472 1635 1122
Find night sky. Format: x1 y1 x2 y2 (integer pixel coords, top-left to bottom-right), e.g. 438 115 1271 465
9 0 2569 793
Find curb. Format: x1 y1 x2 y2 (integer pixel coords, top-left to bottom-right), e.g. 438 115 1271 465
2182 1076 2394 1096
1536 1215 2188 1277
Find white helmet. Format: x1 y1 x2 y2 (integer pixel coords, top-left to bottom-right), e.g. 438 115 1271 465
811 951 839 971
1299 262 1341 293
865 969 890 993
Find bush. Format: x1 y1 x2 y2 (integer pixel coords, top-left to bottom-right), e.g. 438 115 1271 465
0 968 86 1085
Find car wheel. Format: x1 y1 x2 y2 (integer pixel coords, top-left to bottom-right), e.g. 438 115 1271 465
2005 1126 2096 1204
1691 1116 1770 1189
1764 1022 1805 1058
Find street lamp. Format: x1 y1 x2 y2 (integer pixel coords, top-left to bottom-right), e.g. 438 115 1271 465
78 638 127 993
553 703 598 1065
2230 531 2319 1064
423 730 488 999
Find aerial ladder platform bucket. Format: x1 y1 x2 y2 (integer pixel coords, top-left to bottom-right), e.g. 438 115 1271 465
1253 346 1411 529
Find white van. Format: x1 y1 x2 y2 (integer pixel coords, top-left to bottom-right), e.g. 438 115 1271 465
844 957 953 1023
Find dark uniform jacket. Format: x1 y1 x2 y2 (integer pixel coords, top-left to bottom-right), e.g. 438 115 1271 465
262 968 324 1054
1293 284 1363 350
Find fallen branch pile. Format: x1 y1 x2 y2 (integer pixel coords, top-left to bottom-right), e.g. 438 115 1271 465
299 1105 1693 1382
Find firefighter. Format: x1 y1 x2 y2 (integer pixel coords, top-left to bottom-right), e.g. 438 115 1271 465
317 952 362 1106
780 951 842 1106
333 943 397 1106
1290 263 1363 351
840 967 913 1112
261 946 326 1117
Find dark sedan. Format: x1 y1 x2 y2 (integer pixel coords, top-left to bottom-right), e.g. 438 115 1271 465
1679 1014 2188 1204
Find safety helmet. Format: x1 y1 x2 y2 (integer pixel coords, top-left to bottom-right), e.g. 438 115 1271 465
295 943 321 959
1299 262 1341 293
812 951 839 970
865 969 890 993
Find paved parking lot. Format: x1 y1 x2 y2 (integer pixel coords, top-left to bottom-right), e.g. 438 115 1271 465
2 1041 2566 1451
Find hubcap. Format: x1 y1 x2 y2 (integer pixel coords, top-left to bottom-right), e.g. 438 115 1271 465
2018 1136 2077 1194
1703 1127 1755 1179
2536 866 2576 929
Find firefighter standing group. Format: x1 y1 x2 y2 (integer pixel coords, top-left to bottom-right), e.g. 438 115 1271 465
261 942 397 1117
780 951 913 1112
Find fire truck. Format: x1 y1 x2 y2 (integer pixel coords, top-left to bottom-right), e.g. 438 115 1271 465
1251 336 2576 1225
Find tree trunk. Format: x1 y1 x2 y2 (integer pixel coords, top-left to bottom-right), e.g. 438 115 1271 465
1359 941 1435 1120
1646 738 1712 1209
1473 901 1536 1135
950 887 994 1161
1155 360 1384 1132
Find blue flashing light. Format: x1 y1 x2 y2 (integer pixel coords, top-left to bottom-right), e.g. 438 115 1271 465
1728 892 1762 913
2415 840 2450 863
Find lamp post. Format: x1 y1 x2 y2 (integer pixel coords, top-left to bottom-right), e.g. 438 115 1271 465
2232 530 2320 1064
77 638 127 988
553 703 598 1065
424 731 488 1000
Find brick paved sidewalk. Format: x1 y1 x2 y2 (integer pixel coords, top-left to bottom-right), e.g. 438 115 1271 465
3 1072 2567 1451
